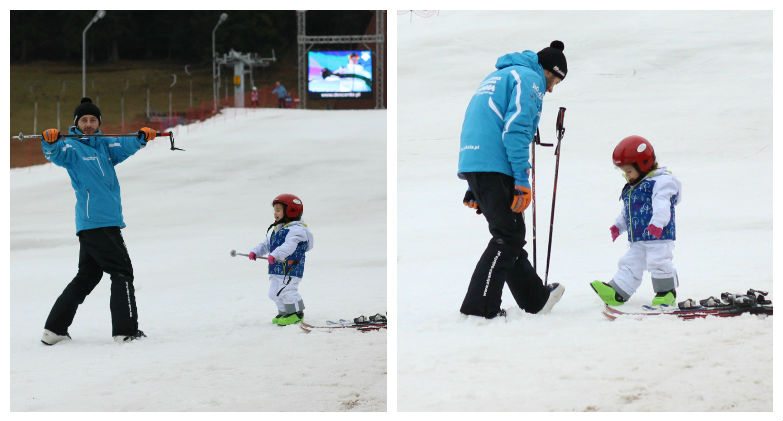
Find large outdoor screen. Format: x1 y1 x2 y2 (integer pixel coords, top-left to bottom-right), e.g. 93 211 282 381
307 50 373 99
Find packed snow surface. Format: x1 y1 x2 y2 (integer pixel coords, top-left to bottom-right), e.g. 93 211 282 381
11 108 387 411
398 11 772 411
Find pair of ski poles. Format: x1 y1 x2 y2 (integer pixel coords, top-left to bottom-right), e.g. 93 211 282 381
531 107 567 285
13 130 184 151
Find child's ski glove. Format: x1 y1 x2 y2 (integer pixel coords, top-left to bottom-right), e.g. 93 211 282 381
248 252 257 261
267 255 276 264
646 224 663 239
610 225 620 242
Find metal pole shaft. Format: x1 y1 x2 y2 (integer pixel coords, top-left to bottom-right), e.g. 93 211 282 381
544 148 561 285
544 107 566 285
532 137 537 272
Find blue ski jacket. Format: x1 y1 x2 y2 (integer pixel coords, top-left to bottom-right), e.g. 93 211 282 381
41 126 146 234
458 51 547 188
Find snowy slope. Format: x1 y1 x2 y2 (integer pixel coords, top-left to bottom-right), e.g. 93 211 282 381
397 11 772 411
10 108 387 411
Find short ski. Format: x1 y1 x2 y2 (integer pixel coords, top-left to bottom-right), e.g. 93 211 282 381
299 321 386 333
599 289 772 320
299 313 387 333
601 304 766 320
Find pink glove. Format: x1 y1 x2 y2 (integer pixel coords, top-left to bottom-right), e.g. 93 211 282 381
267 255 276 264
646 224 663 239
610 225 620 242
248 252 257 261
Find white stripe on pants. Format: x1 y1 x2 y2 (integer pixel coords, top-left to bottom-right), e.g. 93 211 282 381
268 274 304 314
612 240 678 297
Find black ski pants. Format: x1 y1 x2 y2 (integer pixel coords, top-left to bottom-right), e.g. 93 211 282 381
460 172 550 318
44 227 138 336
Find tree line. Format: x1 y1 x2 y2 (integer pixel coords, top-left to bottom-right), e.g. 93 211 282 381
10 10 375 65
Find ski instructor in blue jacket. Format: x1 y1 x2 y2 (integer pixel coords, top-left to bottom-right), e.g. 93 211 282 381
39 97 158 345
458 41 568 319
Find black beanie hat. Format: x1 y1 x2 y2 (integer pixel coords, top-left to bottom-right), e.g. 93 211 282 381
73 97 102 125
537 40 568 80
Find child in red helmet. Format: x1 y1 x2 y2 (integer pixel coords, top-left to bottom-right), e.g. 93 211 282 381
247 194 314 325
591 136 682 307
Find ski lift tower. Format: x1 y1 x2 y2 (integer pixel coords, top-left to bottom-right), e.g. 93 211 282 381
216 49 277 107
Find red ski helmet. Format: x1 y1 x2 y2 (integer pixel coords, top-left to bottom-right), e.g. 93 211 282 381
272 193 303 219
612 135 656 174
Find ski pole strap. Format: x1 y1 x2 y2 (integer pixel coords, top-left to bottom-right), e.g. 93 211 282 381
162 131 184 151
535 127 553 147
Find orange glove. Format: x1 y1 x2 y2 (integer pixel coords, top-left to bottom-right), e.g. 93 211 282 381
42 128 61 143
510 185 532 213
138 127 157 141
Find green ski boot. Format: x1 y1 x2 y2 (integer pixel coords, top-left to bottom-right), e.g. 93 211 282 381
274 313 302 326
652 290 677 307
590 281 626 306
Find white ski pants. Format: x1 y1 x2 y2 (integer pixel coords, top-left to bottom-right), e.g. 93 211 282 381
611 240 678 299
268 274 305 315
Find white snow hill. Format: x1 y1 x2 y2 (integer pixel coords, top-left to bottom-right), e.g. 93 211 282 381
10 108 387 411
398 11 772 411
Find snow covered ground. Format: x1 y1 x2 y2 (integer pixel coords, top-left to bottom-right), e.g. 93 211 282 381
397 11 772 411
10 108 387 411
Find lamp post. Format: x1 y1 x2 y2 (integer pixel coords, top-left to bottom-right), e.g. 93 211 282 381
168 73 177 128
82 10 106 98
212 12 228 112
184 64 193 108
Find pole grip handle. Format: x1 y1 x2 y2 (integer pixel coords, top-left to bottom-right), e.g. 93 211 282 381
556 107 567 140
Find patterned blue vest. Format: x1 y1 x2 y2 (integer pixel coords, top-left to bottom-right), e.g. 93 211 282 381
621 178 677 242
268 225 309 278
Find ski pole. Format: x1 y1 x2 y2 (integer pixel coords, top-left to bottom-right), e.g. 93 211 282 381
532 130 537 272
532 128 553 272
229 249 268 260
14 130 184 151
229 249 299 267
230 249 272 264
544 107 566 285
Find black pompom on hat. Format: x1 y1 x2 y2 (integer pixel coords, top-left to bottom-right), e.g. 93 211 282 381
537 40 568 80
73 97 102 125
